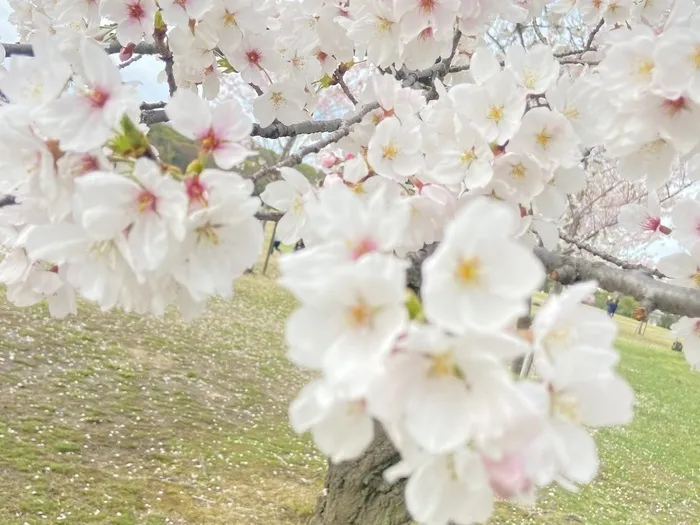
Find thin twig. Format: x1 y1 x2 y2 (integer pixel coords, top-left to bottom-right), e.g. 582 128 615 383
335 72 358 105
118 54 143 69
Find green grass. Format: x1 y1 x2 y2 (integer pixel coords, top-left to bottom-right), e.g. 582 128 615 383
0 244 698 524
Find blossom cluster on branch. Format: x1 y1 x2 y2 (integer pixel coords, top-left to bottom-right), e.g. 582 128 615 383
1 0 700 524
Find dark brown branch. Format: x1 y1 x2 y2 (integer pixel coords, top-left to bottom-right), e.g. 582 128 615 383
2 41 159 57
153 30 177 96
559 232 667 279
334 71 358 105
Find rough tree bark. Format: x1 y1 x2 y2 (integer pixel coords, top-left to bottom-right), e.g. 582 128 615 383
309 424 411 525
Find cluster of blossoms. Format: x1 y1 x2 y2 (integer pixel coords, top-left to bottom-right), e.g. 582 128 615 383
0 39 264 319
282 189 633 523
4 0 700 523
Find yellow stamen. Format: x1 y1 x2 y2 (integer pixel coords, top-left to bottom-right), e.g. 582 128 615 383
523 69 537 90
455 256 480 285
535 129 553 149
382 143 400 160
460 149 477 167
487 105 504 123
347 302 372 327
429 352 459 378
196 224 220 246
511 162 527 180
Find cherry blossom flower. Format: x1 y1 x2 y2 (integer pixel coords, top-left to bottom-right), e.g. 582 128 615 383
0 33 72 110
426 116 494 188
395 0 460 40
492 152 545 204
100 0 156 45
401 27 453 70
539 351 635 486
468 46 502 85
72 158 188 272
37 39 140 152
347 0 402 67
291 183 410 262
506 44 560 94
422 197 545 332
405 448 494 525
618 194 668 237
260 167 315 244
159 0 214 28
25 223 143 311
532 281 619 375
671 198 700 249
226 34 285 85
203 0 266 52
253 81 308 127
608 134 678 191
283 253 408 396
166 90 253 169
599 29 656 99
367 117 424 182
508 108 581 170
372 324 533 454
658 244 700 289
533 166 586 219
450 70 526 144
545 75 600 147
290 378 375 463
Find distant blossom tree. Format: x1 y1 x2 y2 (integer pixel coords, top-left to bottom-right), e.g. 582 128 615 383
3 1 700 524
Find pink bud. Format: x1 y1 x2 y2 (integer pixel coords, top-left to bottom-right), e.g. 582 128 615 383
345 153 356 160
120 43 136 62
320 153 338 168
482 453 534 500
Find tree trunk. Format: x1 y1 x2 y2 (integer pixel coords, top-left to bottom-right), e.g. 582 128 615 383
310 246 439 525
310 425 411 525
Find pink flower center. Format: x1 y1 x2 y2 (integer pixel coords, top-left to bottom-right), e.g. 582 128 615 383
246 49 262 66
86 88 110 108
136 190 157 213
662 97 689 117
186 176 208 207
641 214 661 232
199 128 221 153
79 154 100 175
127 1 145 20
419 0 436 13
350 238 378 259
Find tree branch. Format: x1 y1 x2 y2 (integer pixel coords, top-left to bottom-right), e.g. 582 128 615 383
2 41 159 57
119 54 143 69
535 247 700 317
559 232 667 279
250 102 380 182
553 18 604 58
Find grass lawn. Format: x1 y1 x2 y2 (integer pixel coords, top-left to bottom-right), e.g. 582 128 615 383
0 247 699 524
